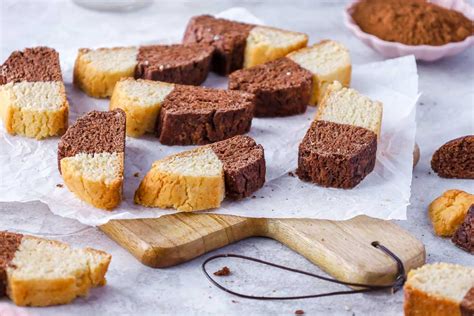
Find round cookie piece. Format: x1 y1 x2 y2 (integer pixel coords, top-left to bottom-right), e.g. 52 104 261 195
431 135 474 179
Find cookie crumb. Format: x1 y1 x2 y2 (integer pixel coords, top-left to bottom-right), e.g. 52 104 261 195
252 195 256 199
213 266 231 276
231 300 238 304
56 184 63 188
288 171 295 177
295 310 305 315
133 172 140 177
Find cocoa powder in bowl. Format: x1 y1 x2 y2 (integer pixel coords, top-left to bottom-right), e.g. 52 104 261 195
351 0 473 46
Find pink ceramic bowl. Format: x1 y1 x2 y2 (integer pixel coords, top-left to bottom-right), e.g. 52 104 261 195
344 0 474 61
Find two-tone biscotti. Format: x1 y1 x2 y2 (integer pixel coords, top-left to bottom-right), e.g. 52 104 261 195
228 40 351 116
58 109 126 210
0 47 69 139
0 231 111 307
110 78 255 144
431 135 474 179
404 263 474 316
73 43 214 98
183 15 308 75
135 135 265 211
297 81 383 189
452 204 474 254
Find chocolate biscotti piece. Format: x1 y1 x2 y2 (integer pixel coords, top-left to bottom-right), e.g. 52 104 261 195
183 15 308 75
73 43 214 98
297 121 377 189
404 263 474 316
0 231 111 307
110 78 255 143
287 40 351 105
0 47 69 139
431 135 474 179
135 135 265 211
452 204 474 254
58 109 126 210
461 287 474 316
157 85 255 145
228 57 312 117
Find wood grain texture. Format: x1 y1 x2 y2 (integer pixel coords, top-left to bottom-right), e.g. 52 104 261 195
100 214 425 285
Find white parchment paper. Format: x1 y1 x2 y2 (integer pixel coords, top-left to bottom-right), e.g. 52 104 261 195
0 9 418 226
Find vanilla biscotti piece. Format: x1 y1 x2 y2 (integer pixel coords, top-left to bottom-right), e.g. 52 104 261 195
58 109 126 210
135 135 265 211
287 40 351 105
73 43 214 98
0 47 69 139
110 78 255 143
0 231 111 307
404 263 474 316
183 15 308 75
317 81 383 136
429 189 474 237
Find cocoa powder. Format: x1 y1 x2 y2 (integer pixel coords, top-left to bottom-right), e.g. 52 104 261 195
351 0 473 46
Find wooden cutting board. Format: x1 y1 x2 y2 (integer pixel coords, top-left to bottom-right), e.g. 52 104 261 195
100 214 425 285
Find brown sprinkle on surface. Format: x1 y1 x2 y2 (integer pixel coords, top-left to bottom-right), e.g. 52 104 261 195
213 266 231 276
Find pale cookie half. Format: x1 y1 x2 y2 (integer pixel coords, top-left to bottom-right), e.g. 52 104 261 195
134 147 225 211
60 152 124 210
110 78 175 137
0 81 68 139
288 40 351 105
316 81 383 136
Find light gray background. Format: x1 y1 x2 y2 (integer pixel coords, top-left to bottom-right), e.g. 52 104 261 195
0 1 473 315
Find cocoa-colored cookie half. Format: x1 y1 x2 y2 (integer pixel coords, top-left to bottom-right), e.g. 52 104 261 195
210 135 265 199
452 204 474 254
183 15 254 75
0 232 23 297
229 57 312 117
156 86 255 145
0 47 62 84
431 135 474 179
135 43 214 86
297 120 377 189
57 109 126 173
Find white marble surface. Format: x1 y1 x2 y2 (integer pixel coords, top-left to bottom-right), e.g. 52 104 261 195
0 0 473 315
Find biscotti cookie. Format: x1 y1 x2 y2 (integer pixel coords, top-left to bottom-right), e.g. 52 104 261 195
429 189 474 237
110 78 255 144
287 40 351 105
404 263 474 316
0 231 111 307
297 120 377 189
431 135 474 179
452 204 474 254
0 47 69 139
135 135 265 211
183 15 308 75
297 82 382 188
73 43 214 98
228 57 312 117
58 109 126 210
